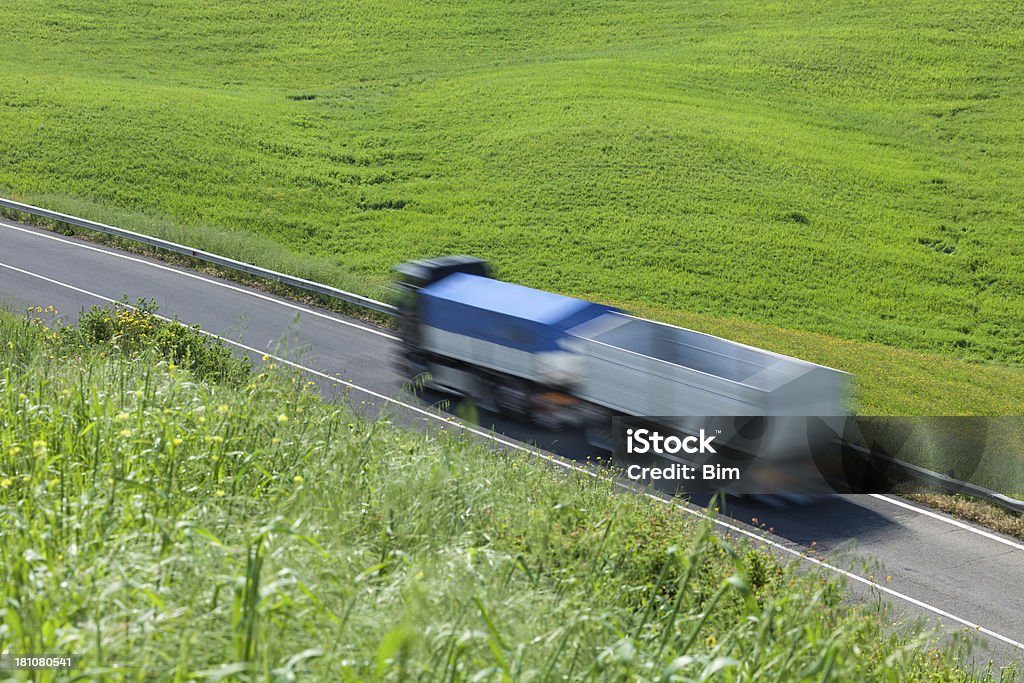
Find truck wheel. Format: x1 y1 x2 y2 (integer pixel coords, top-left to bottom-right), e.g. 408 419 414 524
472 377 499 414
495 381 530 419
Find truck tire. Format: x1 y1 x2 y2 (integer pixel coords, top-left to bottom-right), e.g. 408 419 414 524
495 381 530 420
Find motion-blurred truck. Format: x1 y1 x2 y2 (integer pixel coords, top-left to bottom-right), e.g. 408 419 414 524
393 256 850 494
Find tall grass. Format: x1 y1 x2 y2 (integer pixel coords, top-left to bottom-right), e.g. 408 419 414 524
0 306 1019 680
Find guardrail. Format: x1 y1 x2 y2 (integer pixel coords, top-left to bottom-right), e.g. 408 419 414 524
841 441 1024 515
0 197 398 316
3 196 1024 516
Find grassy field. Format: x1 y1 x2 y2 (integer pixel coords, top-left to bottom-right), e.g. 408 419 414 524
1 2 1023 376
0 305 1019 680
3 5 1023 672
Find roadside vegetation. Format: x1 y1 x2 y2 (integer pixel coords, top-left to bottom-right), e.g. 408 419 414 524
0 304 1018 680
908 494 1024 542
2 1 1024 419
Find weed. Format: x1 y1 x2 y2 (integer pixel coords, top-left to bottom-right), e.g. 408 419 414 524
0 307 1017 679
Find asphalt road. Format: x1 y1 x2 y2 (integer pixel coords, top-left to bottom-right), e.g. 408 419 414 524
2 218 1022 666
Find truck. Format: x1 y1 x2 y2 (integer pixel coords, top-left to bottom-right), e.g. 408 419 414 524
393 256 850 494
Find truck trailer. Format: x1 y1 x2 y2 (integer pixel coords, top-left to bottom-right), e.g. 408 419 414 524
393 256 850 494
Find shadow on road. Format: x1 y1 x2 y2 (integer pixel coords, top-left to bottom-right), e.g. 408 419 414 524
413 388 899 549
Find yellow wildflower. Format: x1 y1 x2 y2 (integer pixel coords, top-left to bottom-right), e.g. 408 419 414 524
277 413 288 424
0 478 11 489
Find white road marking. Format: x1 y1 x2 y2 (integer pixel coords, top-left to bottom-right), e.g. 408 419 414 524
870 493 1024 552
1 258 1021 654
0 220 399 341
3 219 1019 555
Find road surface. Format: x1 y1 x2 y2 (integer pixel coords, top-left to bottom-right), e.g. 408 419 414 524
1 217 1022 667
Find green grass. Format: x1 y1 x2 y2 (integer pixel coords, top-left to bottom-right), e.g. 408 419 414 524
0 305 1019 680
1 1 1023 419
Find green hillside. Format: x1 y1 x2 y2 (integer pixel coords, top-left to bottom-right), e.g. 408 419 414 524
1 1 1023 403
